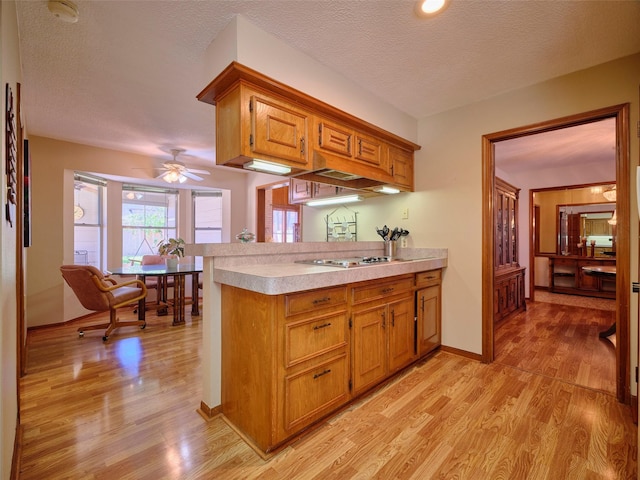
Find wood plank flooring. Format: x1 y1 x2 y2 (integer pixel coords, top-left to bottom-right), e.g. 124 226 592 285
19 302 636 479
495 296 616 395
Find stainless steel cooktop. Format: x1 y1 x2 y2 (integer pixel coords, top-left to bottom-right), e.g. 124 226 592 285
295 256 392 268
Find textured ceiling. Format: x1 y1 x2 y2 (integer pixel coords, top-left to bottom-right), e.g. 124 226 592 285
14 0 640 172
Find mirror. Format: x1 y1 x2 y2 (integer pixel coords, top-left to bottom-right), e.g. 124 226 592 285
533 183 616 257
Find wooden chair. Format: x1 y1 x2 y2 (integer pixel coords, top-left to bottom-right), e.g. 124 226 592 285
60 265 147 341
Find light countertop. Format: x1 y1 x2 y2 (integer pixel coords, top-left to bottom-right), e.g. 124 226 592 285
186 242 447 295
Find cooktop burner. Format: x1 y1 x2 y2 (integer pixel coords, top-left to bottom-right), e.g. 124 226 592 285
295 256 392 268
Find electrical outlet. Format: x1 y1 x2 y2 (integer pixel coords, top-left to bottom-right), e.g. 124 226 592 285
400 236 408 248
401 207 409 219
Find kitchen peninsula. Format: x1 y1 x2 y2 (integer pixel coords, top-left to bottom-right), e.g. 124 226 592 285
186 242 447 455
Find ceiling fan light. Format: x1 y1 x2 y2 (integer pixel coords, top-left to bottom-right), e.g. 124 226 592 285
178 175 187 183
164 171 179 183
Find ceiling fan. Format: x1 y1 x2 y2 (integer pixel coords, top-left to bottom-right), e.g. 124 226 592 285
155 149 210 183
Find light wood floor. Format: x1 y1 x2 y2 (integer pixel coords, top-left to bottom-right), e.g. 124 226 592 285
19 302 636 479
495 296 617 395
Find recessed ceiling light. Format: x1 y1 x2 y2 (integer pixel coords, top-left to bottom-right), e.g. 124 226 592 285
415 0 450 18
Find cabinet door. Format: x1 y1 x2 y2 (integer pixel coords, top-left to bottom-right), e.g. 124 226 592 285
352 305 387 394
388 297 416 372
417 285 441 357
354 132 384 169
314 183 339 198
289 178 313 203
317 118 353 157
251 94 309 166
389 145 414 190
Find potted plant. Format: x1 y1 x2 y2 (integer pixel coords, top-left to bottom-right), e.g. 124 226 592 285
157 237 185 268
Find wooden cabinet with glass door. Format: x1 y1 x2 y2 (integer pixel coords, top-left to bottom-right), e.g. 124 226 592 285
494 177 526 323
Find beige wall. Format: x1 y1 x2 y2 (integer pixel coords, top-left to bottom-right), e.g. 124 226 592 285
302 53 639 373
1 2 20 477
416 53 639 383
26 137 252 327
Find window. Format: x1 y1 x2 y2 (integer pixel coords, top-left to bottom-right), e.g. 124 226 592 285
122 185 178 266
272 206 299 243
74 173 105 269
193 190 223 243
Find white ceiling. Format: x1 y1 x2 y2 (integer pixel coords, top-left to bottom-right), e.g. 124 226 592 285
14 0 640 173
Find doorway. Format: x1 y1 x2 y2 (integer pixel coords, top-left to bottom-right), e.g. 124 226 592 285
256 181 301 243
482 104 631 403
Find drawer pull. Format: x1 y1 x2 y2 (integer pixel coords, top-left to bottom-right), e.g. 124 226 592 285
313 322 332 330
381 287 394 294
313 369 331 379
312 297 331 305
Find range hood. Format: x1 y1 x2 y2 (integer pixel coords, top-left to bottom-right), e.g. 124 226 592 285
291 150 393 190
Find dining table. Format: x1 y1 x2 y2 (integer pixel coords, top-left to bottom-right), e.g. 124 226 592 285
108 263 202 325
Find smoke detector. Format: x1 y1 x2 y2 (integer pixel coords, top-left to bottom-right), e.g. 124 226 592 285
47 0 79 23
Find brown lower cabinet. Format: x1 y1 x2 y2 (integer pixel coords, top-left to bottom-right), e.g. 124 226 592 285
221 269 442 455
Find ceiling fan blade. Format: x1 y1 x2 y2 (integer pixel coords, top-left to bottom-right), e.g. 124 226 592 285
186 168 210 175
182 171 203 181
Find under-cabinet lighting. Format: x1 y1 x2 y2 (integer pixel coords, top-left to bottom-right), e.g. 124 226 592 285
243 159 291 175
306 195 363 207
374 186 401 195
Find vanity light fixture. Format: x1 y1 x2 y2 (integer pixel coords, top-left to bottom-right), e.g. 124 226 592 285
374 186 401 195
243 159 291 175
306 195 363 207
414 0 450 18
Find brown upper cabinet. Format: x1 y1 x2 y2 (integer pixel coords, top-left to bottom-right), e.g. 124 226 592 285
198 62 421 191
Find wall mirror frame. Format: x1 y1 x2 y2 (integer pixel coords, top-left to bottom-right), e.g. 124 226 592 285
533 182 616 257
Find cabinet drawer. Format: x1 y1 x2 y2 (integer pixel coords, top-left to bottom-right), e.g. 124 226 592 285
285 312 348 367
415 269 441 287
285 287 347 316
283 353 349 431
351 275 414 305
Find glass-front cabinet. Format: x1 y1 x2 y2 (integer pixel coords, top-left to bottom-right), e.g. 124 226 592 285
494 177 526 323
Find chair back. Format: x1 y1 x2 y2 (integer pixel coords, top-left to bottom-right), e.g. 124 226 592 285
141 255 165 266
60 265 112 312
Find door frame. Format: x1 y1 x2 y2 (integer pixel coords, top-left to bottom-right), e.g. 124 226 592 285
482 103 630 403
